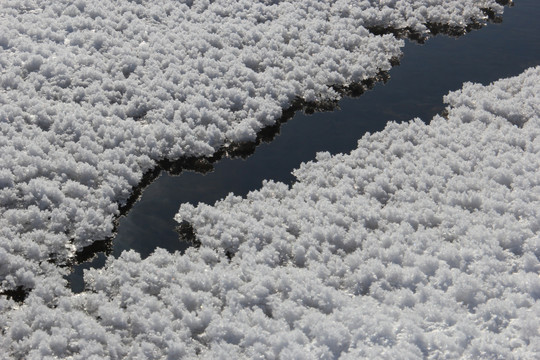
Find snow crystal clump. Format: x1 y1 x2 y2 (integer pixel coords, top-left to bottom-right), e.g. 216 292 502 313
0 0 505 295
3 66 538 358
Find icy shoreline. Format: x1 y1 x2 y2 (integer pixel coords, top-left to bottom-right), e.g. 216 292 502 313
3 65 539 358
3 0 538 358
0 1 507 297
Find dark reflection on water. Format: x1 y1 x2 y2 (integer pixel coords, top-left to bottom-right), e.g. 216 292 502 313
69 1 540 292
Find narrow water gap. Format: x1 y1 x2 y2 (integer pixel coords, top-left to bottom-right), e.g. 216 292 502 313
68 1 540 293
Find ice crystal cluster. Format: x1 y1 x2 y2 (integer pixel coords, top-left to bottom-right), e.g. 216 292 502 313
0 0 504 291
3 64 539 358
2 0 534 358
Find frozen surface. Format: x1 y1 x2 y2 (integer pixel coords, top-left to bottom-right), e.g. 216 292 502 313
0 0 505 295
0 0 502 289
1 0 528 358
0 0 502 298
2 65 539 358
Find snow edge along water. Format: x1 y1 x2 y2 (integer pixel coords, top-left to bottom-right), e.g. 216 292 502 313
14 65 537 359
0 0 509 300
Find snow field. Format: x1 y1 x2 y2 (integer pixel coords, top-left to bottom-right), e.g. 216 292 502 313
3 66 538 359
0 0 504 297
0 0 524 358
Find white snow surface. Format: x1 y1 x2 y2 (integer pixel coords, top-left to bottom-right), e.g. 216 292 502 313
2 65 539 358
0 0 505 293
3 0 535 358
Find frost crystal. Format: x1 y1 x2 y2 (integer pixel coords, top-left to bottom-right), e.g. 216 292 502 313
4 63 539 358
2 1 531 358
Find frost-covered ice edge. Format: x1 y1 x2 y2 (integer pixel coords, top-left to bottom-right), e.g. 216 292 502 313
0 0 506 296
173 66 540 358
3 0 538 358
3 65 540 358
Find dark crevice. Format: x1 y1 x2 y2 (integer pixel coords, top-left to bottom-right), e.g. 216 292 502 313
366 25 427 44
73 238 113 264
496 0 513 7
175 220 200 248
1 286 30 303
130 108 150 122
482 8 504 24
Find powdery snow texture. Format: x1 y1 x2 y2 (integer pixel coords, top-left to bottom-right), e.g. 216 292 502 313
1 0 527 358
0 0 504 294
3 65 539 358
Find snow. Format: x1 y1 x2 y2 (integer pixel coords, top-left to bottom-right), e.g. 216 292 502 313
0 0 505 297
3 63 539 357
2 0 534 358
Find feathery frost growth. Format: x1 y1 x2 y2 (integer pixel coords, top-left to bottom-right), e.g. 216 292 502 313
0 0 506 295
2 64 539 358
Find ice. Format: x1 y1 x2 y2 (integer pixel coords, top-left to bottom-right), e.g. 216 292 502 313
2 1 529 358
3 65 538 358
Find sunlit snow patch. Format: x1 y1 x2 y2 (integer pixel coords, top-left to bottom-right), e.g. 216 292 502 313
3 66 537 359
0 0 507 297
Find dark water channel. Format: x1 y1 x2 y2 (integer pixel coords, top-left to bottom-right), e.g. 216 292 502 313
69 1 540 292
